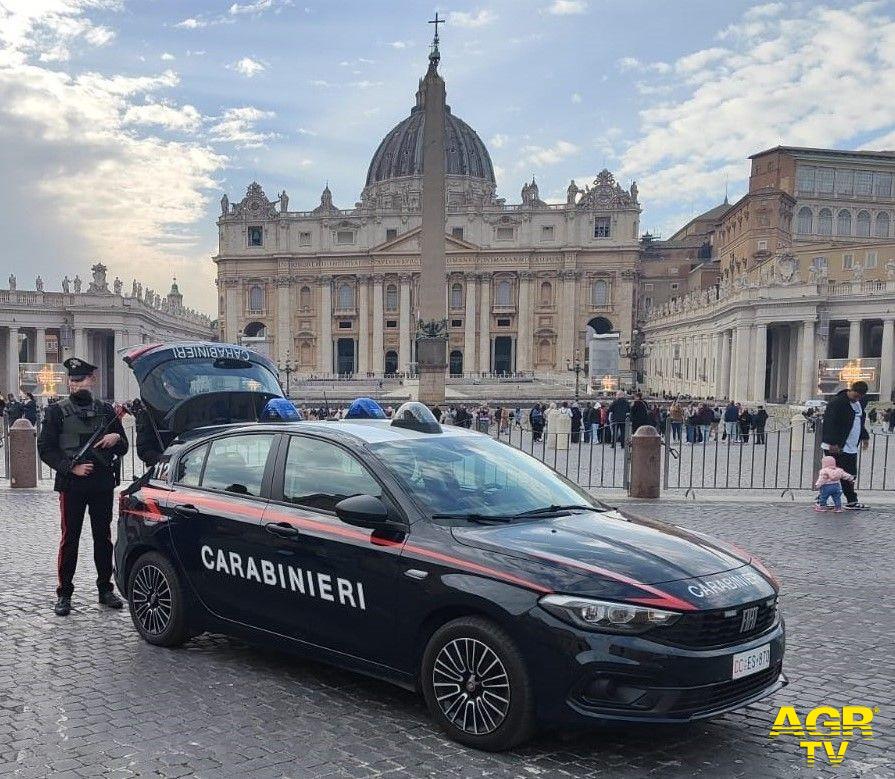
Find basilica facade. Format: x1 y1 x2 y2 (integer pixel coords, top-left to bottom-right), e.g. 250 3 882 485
214 67 640 378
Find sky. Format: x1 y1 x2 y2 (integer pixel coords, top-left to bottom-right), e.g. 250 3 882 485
3 0 895 316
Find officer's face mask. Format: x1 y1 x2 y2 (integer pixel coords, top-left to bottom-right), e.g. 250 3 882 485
71 388 93 403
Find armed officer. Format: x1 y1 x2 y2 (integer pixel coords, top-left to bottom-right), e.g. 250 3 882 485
38 357 129 617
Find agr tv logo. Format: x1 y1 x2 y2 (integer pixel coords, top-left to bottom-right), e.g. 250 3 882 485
769 705 878 765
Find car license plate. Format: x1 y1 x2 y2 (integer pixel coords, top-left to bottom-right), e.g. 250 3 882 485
731 644 771 680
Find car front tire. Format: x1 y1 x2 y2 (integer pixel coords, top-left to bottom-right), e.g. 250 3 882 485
421 616 535 751
127 551 188 647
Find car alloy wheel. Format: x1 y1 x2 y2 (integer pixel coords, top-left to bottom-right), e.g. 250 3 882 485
432 637 511 735
130 564 172 636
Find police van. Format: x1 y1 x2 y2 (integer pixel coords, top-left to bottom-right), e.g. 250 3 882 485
116 345 786 750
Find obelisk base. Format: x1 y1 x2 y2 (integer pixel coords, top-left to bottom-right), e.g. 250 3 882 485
416 335 447 407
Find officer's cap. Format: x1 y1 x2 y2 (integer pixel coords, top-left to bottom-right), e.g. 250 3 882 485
345 397 387 419
63 357 97 378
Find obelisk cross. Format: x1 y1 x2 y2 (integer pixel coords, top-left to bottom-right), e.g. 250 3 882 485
428 11 444 44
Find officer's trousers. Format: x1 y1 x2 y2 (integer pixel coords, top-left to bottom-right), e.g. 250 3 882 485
57 491 114 597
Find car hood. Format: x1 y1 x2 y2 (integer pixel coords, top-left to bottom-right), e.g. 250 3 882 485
450 507 776 609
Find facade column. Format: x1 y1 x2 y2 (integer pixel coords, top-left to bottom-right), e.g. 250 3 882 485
35 327 47 365
7 327 19 393
463 274 477 375
728 328 738 400
752 323 767 402
113 330 127 401
372 275 384 373
478 275 491 373
516 272 532 372
357 275 370 375
558 271 577 369
786 325 799 403
224 280 239 343
879 318 894 403
800 319 816 401
398 274 411 373
318 278 332 374
848 319 862 358
276 278 291 363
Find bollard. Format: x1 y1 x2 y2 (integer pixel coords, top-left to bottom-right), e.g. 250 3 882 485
628 424 661 498
9 418 38 488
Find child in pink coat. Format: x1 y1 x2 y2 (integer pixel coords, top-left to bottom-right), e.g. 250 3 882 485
814 455 855 512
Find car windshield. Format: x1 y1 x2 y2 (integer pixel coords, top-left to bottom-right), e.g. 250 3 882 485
141 358 281 414
368 435 600 520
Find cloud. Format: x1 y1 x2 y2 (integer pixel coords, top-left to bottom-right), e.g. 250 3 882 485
174 17 206 29
230 56 266 77
490 133 508 148
297 126 317 136
521 140 578 167
161 51 175 61
618 3 895 210
209 106 276 147
389 40 407 49
544 0 588 15
0 3 224 312
229 0 273 15
122 102 202 132
617 56 671 74
571 92 582 103
449 10 497 28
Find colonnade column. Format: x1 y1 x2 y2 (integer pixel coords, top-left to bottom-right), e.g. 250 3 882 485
357 275 369 375
878 318 894 402
478 275 491 373
372 275 384 374
752 323 767 402
398 274 411 373
73 328 87 360
463 274 477 375
7 327 19 393
516 272 532 372
848 319 862 358
799 319 816 401
728 328 739 400
318 278 332 374
34 328 47 365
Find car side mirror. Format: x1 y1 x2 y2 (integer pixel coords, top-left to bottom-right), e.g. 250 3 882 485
335 494 391 529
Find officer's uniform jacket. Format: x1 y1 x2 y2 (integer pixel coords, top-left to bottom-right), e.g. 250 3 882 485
37 396 129 493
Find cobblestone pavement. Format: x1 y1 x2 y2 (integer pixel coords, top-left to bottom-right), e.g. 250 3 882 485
0 487 892 778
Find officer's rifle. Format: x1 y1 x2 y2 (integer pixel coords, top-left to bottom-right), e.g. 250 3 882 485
71 403 130 466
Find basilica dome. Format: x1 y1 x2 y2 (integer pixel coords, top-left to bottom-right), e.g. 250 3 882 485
365 103 495 187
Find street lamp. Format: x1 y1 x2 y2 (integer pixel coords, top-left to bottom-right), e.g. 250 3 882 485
277 353 296 397
566 350 584 402
619 329 652 391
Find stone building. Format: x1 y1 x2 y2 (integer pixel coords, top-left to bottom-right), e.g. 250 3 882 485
1 264 214 401
642 145 895 404
214 56 640 379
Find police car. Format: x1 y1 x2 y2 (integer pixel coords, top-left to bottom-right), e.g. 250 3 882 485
116 355 785 751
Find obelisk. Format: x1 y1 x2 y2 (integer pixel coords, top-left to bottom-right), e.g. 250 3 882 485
416 15 448 406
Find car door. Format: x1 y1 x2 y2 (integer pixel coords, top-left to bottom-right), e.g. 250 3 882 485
167 432 279 628
256 433 407 669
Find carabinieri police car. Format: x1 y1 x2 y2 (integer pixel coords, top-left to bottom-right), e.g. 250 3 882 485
116 349 785 751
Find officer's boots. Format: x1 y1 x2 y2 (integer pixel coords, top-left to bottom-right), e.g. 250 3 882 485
54 596 71 617
99 591 124 609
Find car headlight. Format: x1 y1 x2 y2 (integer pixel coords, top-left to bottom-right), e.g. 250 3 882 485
539 594 681 634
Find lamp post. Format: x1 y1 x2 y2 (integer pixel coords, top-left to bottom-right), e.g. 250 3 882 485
566 350 584 402
619 329 651 391
277 354 296 397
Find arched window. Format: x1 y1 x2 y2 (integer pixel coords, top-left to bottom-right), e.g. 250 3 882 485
450 283 463 309
496 280 511 306
244 321 266 338
592 279 608 306
875 212 890 238
384 350 398 374
537 338 553 365
539 281 552 306
299 285 311 308
385 284 398 311
338 283 353 310
449 350 463 376
796 207 813 235
249 285 264 312
856 210 871 238
837 209 852 236
817 208 833 236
